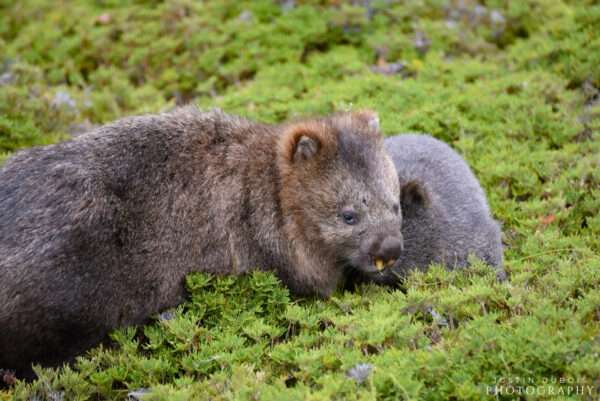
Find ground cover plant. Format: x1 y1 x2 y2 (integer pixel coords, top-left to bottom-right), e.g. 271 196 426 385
1 0 599 400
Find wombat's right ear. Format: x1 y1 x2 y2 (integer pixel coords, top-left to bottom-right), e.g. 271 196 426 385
352 110 380 132
401 180 429 216
279 122 331 164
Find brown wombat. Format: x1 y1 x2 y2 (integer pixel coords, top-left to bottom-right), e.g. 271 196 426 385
0 107 403 377
352 134 505 286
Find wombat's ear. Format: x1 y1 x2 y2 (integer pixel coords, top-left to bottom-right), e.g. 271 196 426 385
279 122 331 164
352 110 380 132
294 135 319 162
401 180 429 217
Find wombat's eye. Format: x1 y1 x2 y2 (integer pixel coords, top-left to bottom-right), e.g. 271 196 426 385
341 210 358 225
392 203 399 215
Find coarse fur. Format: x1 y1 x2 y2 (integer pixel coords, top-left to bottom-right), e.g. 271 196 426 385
0 107 402 377
356 134 505 286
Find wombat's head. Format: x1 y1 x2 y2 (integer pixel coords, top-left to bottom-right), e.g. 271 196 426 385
277 110 403 286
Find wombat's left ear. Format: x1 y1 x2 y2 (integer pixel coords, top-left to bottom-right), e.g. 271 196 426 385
293 135 319 162
353 110 380 131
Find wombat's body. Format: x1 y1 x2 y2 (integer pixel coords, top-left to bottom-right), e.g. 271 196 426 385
0 107 403 377
362 134 504 285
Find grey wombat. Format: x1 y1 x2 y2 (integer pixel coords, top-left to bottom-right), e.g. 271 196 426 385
357 134 504 286
0 107 403 377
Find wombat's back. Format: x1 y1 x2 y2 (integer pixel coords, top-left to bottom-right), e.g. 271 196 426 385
0 107 229 377
384 134 503 271
0 139 126 375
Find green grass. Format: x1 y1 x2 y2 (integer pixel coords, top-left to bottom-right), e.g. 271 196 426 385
1 0 599 400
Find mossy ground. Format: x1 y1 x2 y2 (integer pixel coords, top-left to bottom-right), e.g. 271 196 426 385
1 0 599 400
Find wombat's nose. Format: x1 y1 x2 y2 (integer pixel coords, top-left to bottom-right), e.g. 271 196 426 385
372 235 404 266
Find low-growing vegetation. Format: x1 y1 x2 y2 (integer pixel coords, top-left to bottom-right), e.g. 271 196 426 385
1 0 599 400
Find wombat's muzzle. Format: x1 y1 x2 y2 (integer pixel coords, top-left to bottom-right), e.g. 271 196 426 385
359 231 404 273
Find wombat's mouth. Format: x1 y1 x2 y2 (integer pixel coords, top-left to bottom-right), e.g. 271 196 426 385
361 256 396 275
373 257 395 271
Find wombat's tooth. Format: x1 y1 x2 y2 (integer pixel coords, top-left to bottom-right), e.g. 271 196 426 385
375 259 385 271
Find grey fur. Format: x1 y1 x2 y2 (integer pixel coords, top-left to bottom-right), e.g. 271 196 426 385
0 107 402 377
360 134 504 285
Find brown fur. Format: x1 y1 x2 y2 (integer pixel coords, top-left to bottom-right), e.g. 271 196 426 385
0 106 402 377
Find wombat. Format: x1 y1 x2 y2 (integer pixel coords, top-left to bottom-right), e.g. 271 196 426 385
0 107 403 377
354 134 504 286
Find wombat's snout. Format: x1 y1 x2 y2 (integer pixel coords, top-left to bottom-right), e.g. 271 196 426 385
377 235 404 261
360 233 404 272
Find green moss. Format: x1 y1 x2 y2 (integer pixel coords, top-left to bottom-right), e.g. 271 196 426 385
2 0 600 399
